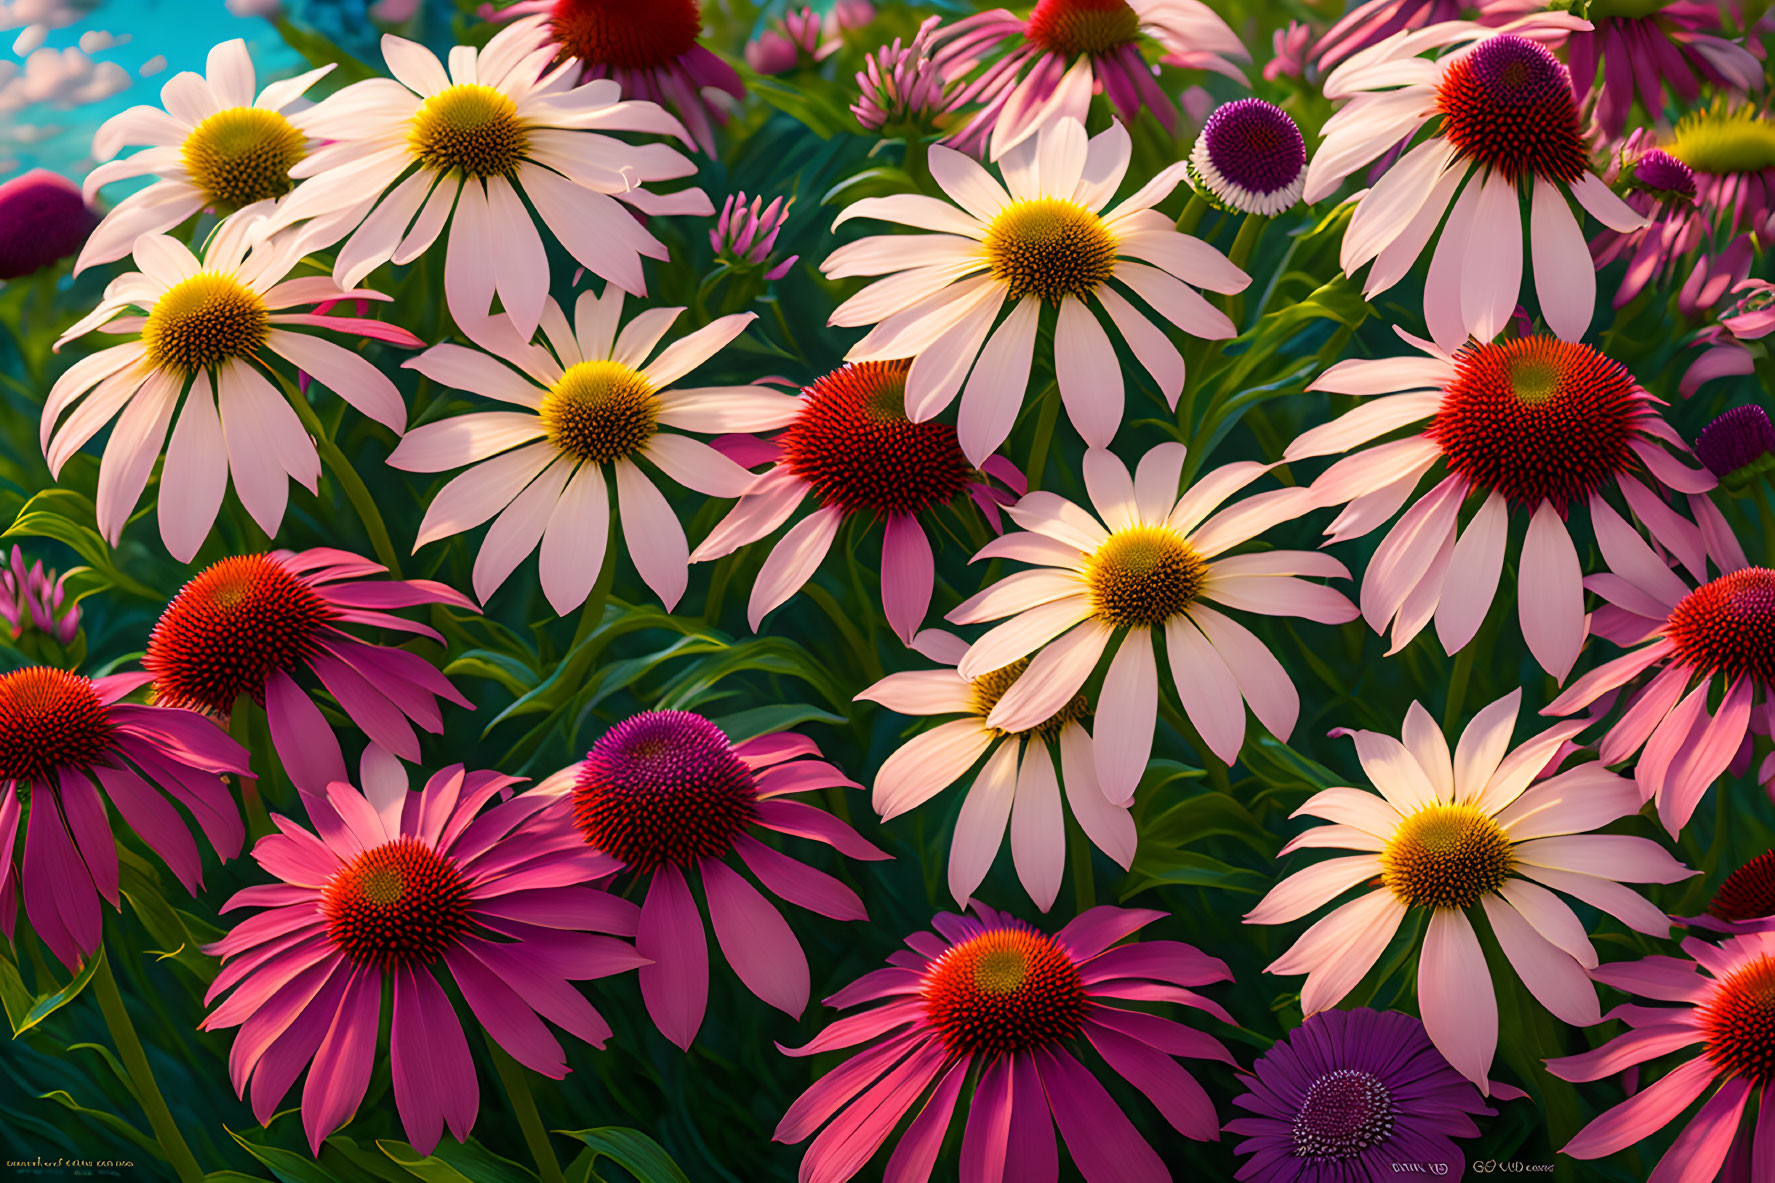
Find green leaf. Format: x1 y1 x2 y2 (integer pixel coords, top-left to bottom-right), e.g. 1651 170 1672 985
118 851 219 983
3 489 157 598
710 703 844 744
0 948 33 1033
11 950 101 1036
1142 791 1274 857
1121 850 1267 899
378 1138 537 1183
443 649 540 697
207 1173 277 1182
37 1090 156 1155
230 1127 345 1183
1242 737 1345 799
271 17 382 85
558 1128 690 1183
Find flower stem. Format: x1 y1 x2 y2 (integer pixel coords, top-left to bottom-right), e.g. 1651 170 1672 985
486 1034 565 1183
275 371 403 576
568 524 617 651
1442 643 1476 732
1068 812 1096 911
902 135 932 196
1224 214 1269 327
1023 381 1061 491
91 948 205 1183
228 697 271 840
1175 191 1209 236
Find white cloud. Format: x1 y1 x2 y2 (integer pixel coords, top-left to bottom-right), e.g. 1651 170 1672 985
0 0 95 33
138 53 164 77
76 28 127 53
0 46 129 114
12 22 45 53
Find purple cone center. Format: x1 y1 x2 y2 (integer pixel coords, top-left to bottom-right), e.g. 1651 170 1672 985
0 170 96 280
591 710 740 791
1202 98 1307 195
1465 33 1569 106
1695 405 1775 478
1291 1068 1396 1160
1632 149 1696 197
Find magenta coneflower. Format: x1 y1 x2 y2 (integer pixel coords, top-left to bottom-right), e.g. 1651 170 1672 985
1247 691 1694 1089
0 667 249 968
1567 3 1763 138
710 191 798 280
852 16 957 134
691 359 1023 641
1693 405 1775 492
1549 933 1775 1180
1291 332 1714 679
1545 519 1775 836
1308 0 1532 72
856 628 1132 910
928 0 1249 160
1591 134 1700 310
1683 278 1775 396
486 0 745 155
531 711 887 1050
1665 100 1775 248
1187 98 1309 216
952 442 1354 801
1226 1008 1494 1181
0 170 96 280
143 549 474 802
1308 18 1649 352
0 546 79 646
202 765 644 1154
1682 851 1775 936
48 218 422 561
774 903 1233 1183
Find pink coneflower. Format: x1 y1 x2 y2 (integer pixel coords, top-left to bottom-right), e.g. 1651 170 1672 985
691 359 1022 640
1591 134 1699 310
1263 20 1309 82
774 903 1233 1183
390 288 799 612
1307 18 1648 352
1309 0 1535 72
47 219 421 561
1291 332 1714 679
710 191 798 281
746 2 874 75
267 15 710 339
1682 278 1775 396
1227 1008 1494 1180
1247 691 1694 1089
1549 932 1775 1179
950 443 1355 803
1544 515 1775 836
0 666 249 968
852 16 957 134
202 765 645 1154
0 546 79 646
928 0 1249 160
486 0 744 155
1682 851 1775 936
77 39 335 273
824 118 1246 463
1567 3 1763 139
0 170 96 280
856 628 1132 910
143 549 474 801
530 712 887 1050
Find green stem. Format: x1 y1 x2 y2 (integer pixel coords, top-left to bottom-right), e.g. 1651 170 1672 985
486 1034 566 1183
1442 643 1476 732
229 698 271 840
1224 214 1269 328
1160 695 1232 793
567 527 617 649
1174 191 1209 236
1068 813 1096 911
276 372 402 575
91 949 205 1183
902 135 933 196
1023 382 1061 491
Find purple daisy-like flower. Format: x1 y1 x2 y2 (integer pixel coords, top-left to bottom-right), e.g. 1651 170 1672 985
1187 98 1308 216
1693 405 1775 489
1226 1008 1494 1181
0 169 97 280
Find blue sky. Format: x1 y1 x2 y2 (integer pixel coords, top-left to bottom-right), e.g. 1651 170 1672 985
1 0 300 180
